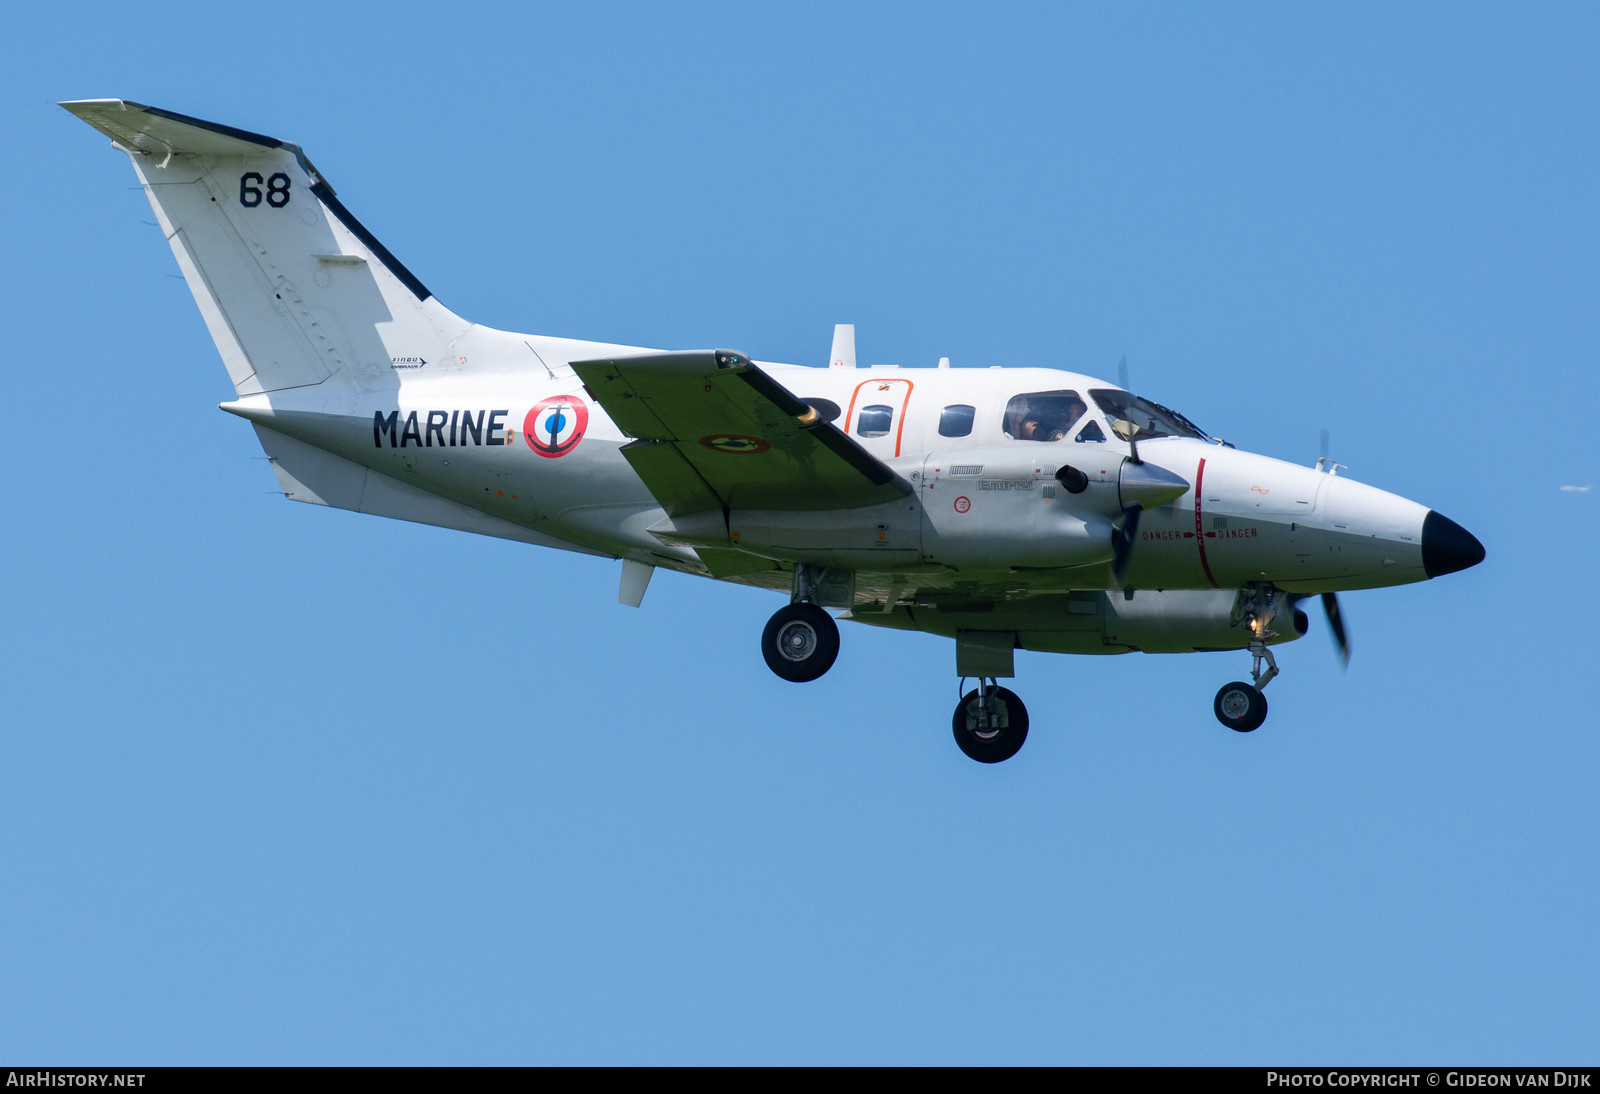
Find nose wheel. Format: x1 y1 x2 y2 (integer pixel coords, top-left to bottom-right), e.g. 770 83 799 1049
1213 681 1268 732
952 679 1030 763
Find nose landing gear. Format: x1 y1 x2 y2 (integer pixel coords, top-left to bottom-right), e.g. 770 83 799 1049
1213 583 1281 733
952 679 1030 763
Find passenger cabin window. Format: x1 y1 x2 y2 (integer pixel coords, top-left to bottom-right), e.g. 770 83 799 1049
1002 390 1086 442
856 404 894 438
939 404 976 438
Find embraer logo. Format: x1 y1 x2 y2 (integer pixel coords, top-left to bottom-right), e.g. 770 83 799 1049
373 410 510 448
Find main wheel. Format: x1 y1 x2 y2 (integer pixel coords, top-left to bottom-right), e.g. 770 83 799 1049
1213 681 1268 732
761 603 840 682
951 686 1030 763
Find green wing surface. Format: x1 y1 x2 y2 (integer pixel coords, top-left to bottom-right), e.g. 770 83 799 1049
571 350 912 514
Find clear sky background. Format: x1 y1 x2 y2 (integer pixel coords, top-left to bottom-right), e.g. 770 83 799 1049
3 1 1596 1065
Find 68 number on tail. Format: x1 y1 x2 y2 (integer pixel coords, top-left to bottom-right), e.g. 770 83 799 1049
239 172 290 208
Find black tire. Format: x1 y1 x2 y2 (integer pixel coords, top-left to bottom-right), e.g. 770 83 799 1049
951 686 1030 763
1213 681 1268 732
761 603 840 682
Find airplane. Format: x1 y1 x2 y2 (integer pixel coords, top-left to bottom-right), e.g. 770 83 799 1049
63 99 1486 763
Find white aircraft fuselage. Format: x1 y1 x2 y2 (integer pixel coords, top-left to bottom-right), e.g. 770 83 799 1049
220 360 1461 593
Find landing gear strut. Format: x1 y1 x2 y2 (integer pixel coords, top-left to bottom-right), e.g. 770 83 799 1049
1213 583 1281 733
952 678 1030 763
760 564 840 683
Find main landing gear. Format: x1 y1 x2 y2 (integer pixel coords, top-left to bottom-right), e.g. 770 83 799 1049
952 679 1030 763
761 602 839 682
1213 583 1281 733
757 567 1037 764
760 564 841 683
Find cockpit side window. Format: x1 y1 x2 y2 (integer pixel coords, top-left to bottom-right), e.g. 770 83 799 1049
1089 390 1206 442
856 404 894 438
939 404 976 438
1002 390 1086 442
1075 419 1106 443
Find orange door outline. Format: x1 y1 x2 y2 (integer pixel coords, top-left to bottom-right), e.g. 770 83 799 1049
844 378 915 457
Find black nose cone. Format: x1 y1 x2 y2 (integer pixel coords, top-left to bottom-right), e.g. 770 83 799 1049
1422 510 1486 578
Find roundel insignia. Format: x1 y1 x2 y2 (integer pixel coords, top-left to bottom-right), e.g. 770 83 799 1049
524 395 589 459
698 434 771 455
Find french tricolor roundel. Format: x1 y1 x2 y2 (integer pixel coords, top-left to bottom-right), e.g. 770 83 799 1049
524 395 589 459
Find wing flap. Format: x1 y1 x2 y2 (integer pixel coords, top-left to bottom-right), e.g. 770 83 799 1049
573 350 910 512
619 439 722 517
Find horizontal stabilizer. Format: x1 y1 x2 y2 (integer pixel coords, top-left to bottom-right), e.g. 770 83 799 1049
255 425 605 556
61 99 298 160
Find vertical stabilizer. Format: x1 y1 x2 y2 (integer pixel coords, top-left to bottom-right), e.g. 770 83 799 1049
62 99 470 396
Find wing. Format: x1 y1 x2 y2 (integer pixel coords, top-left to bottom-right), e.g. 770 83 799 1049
571 349 912 514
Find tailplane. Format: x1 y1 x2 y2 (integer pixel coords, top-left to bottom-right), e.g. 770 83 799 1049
62 99 468 395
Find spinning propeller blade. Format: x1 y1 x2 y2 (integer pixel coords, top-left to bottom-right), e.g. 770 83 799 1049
1117 357 1142 464
1321 591 1351 666
1112 503 1143 586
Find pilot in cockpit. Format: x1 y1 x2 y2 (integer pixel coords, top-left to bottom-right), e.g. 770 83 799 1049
1005 392 1087 442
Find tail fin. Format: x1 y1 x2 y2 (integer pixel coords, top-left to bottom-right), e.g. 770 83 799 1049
62 99 468 395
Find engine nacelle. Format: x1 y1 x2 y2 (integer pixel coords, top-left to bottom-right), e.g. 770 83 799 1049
1095 588 1306 653
850 587 1308 655
915 446 1121 570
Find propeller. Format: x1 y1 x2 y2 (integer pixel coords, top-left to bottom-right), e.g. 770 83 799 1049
1105 459 1189 588
1314 428 1346 475
1321 591 1351 666
1100 355 1176 588
1114 355 1143 464
1111 503 1142 585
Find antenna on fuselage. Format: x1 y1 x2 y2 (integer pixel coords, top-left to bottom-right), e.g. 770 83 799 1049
525 341 556 380
829 324 856 369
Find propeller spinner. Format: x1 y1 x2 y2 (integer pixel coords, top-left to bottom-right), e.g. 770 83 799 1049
1112 459 1190 586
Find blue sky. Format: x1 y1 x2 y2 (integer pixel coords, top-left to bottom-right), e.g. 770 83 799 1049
3 1 1596 1064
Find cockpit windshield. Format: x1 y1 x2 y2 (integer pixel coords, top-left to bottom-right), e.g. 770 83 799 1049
1089 390 1209 442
